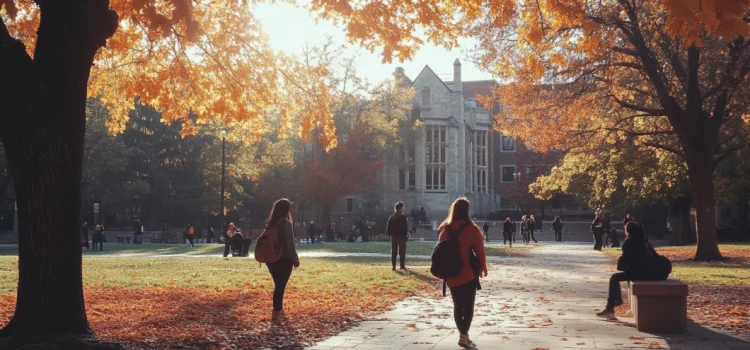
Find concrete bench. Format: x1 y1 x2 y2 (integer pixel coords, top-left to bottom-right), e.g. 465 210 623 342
629 279 688 333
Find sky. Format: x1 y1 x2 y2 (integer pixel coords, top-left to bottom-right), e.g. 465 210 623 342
252 2 495 85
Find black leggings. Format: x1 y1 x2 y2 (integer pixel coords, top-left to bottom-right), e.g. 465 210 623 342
554 229 562 242
593 230 604 250
449 281 477 334
267 258 294 312
391 236 407 268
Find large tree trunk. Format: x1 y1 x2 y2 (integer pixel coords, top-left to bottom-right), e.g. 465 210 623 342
0 1 118 337
689 165 723 261
669 196 691 245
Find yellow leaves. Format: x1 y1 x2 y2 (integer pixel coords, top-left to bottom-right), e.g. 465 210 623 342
0 0 17 19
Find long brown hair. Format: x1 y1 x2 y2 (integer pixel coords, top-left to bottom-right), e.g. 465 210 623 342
439 197 473 231
267 198 293 228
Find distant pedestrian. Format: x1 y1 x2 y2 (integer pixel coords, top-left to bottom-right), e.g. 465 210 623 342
223 223 236 259
623 213 634 228
207 226 215 244
386 201 410 271
437 198 487 348
482 221 490 242
81 222 89 250
93 225 105 251
528 215 539 243
133 220 143 244
263 198 300 325
185 223 195 247
591 209 605 251
521 216 530 244
502 217 513 247
349 225 357 242
552 216 563 242
307 221 317 244
230 229 244 256
326 223 336 242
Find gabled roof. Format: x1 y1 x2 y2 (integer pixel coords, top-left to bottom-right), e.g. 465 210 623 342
410 65 453 92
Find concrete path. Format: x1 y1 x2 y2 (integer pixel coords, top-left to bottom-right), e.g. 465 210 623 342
306 244 750 350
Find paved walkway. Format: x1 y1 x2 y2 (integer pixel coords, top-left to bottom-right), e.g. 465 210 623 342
307 244 750 350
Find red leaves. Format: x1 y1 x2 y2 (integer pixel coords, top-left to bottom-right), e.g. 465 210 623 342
0 285 417 349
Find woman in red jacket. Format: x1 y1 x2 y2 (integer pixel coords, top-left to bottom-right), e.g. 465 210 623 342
437 198 488 348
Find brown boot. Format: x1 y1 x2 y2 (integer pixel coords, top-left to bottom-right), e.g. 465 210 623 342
271 310 288 325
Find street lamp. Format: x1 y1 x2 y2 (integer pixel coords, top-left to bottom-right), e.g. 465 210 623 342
220 130 227 233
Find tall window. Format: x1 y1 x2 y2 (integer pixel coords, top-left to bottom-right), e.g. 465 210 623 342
399 169 406 190
501 135 515 151
474 131 488 193
422 89 431 107
426 125 447 191
408 141 416 189
501 166 516 182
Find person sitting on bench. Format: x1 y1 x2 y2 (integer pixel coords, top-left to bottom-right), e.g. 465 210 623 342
597 221 655 317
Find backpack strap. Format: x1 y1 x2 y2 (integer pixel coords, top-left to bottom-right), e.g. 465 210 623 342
443 280 447 297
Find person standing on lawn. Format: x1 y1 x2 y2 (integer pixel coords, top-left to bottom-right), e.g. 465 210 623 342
207 226 215 244
437 198 488 348
81 221 89 250
385 201 410 271
223 222 236 259
482 221 490 242
307 221 317 244
264 198 300 325
185 223 195 247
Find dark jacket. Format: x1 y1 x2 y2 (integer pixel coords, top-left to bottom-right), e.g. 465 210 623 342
503 221 513 233
617 237 652 276
591 217 605 234
552 220 563 232
230 233 244 253
483 222 490 233
385 212 409 237
528 220 536 232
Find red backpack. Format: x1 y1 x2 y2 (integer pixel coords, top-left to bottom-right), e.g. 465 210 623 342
254 220 284 264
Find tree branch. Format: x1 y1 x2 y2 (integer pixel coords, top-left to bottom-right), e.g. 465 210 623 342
610 95 666 115
605 127 674 136
641 142 686 160
714 143 748 168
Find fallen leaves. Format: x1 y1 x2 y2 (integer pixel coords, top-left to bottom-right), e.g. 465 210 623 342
0 285 422 349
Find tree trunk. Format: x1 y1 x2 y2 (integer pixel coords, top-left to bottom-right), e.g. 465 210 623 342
0 1 118 337
320 202 334 240
669 196 691 245
690 166 723 261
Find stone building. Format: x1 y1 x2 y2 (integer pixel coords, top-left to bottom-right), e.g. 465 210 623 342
377 59 512 219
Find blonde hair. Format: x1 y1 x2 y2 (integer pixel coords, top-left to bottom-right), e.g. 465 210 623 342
438 197 474 231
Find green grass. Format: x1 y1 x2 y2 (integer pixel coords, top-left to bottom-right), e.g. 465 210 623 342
0 256 437 294
603 244 750 287
0 241 531 257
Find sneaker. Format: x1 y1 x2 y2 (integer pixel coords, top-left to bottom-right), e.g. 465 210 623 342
596 309 614 317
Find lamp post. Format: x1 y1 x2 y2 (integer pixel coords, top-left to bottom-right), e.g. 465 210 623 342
220 131 226 233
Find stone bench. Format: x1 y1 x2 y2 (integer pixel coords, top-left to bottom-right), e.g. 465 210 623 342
629 279 688 333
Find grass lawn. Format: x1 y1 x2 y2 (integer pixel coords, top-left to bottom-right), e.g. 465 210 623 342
0 241 533 258
0 255 441 349
603 243 750 336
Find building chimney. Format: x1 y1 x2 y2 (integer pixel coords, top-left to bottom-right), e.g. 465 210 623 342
453 58 462 92
395 67 405 75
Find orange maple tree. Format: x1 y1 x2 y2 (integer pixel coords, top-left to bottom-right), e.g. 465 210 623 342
314 0 750 261
0 0 336 338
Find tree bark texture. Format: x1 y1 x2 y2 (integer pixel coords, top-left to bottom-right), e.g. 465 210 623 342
0 0 118 337
689 164 723 260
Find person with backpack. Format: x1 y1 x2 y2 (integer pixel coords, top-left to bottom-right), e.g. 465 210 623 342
255 198 299 325
432 198 487 348
528 215 539 243
223 223 236 259
520 216 530 243
502 217 513 247
596 221 669 317
385 201 410 271
552 216 563 242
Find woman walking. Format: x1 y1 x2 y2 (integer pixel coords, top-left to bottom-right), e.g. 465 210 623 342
552 216 563 242
502 217 513 247
437 198 487 348
264 198 300 325
520 216 530 244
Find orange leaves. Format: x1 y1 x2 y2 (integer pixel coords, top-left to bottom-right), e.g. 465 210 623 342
0 0 17 19
663 0 750 46
0 285 418 349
